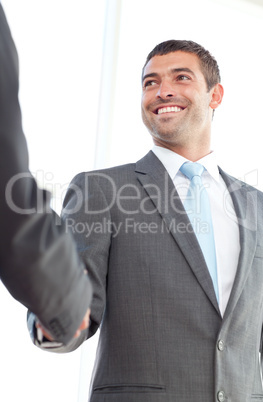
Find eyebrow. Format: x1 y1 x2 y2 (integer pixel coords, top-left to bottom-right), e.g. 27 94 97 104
142 67 196 84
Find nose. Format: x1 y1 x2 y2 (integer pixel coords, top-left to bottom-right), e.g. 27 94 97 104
156 80 176 99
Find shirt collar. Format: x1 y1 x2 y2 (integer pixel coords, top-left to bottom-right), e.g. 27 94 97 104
152 145 220 183
198 152 220 182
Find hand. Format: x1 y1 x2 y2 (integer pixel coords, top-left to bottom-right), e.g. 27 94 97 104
73 308 91 338
36 308 91 342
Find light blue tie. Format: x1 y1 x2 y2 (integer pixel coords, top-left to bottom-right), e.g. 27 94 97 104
180 162 219 302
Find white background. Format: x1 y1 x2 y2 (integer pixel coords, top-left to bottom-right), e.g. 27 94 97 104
1 0 263 401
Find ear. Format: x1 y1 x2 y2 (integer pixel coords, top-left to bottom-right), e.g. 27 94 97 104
209 83 224 110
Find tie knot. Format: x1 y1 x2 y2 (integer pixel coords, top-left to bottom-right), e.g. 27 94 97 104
180 162 205 181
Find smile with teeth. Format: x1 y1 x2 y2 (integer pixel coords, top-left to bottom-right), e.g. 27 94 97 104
157 106 184 115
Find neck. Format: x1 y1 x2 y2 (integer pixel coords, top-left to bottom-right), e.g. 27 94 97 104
153 140 211 162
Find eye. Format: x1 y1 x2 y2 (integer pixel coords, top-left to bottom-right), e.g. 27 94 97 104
143 80 157 89
177 75 191 81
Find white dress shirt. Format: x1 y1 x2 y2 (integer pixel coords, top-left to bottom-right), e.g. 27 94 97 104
152 145 240 316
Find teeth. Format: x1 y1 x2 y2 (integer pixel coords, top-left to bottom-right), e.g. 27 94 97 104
158 106 182 114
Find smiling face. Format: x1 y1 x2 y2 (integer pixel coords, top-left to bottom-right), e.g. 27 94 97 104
141 51 223 160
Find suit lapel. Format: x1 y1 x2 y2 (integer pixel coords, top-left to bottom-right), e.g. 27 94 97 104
135 152 258 319
135 151 220 314
219 168 258 321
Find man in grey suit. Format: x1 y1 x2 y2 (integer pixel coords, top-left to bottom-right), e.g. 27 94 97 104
0 3 92 345
31 39 263 401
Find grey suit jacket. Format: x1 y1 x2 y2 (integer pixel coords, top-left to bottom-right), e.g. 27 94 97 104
0 4 92 345
58 151 263 401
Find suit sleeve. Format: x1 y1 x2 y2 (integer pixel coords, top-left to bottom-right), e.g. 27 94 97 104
0 4 92 345
29 171 112 353
61 172 112 341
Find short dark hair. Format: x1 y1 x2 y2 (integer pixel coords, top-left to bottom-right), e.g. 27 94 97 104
142 40 221 91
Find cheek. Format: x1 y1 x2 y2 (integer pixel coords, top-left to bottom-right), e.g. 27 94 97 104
142 91 155 110
181 87 195 98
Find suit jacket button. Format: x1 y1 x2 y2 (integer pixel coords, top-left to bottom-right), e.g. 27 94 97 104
217 340 225 351
217 391 226 401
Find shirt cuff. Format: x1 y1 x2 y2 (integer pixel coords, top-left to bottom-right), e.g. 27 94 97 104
35 325 63 349
28 312 63 349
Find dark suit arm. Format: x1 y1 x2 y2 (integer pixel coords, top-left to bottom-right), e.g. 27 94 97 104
62 172 112 340
0 4 92 345
28 172 111 353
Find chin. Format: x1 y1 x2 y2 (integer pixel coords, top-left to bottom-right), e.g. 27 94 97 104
153 129 181 142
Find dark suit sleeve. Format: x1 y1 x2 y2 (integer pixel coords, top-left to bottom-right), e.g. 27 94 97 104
0 4 92 345
62 172 111 341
